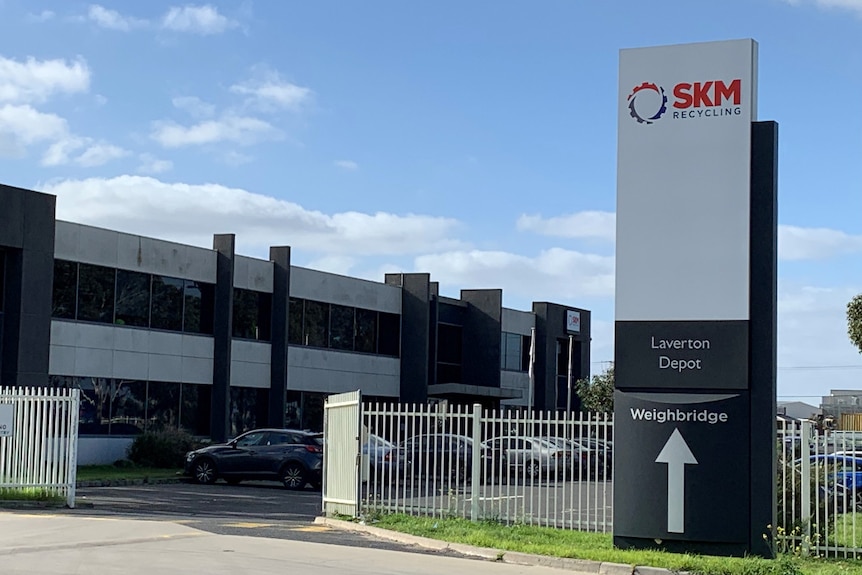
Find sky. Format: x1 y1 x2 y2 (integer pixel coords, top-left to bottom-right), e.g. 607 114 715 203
0 0 860 404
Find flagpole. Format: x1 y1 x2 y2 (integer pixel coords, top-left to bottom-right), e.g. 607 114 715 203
566 334 573 416
528 327 535 417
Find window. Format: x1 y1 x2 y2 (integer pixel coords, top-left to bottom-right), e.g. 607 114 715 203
232 288 272 341
52 260 78 319
288 298 304 344
236 431 267 447
378 312 400 356
180 383 211 436
183 280 214 335
329 304 354 350
230 386 269 437
110 380 147 435
151 276 184 331
355 308 377 353
115 270 150 327
0 250 5 314
147 381 181 431
500 332 529 372
77 264 115 323
302 300 329 347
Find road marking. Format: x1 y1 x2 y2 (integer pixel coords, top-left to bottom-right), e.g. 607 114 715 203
222 522 277 529
463 495 524 502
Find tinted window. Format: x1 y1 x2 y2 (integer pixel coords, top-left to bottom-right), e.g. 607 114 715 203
115 270 150 327
52 259 77 319
77 263 115 323
181 383 211 436
0 250 5 314
288 298 303 344
378 312 400 356
233 288 272 341
183 280 215 335
236 431 266 447
355 308 377 353
303 300 329 347
147 381 180 430
151 276 184 331
329 304 354 350
110 380 147 435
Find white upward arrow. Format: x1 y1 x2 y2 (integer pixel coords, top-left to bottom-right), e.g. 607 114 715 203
655 428 698 534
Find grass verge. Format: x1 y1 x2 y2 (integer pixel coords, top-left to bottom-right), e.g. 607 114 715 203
0 487 65 502
76 464 182 483
368 514 862 575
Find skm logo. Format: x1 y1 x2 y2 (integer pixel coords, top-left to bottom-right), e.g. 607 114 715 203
627 78 742 124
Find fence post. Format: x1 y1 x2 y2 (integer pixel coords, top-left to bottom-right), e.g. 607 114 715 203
800 419 812 554
470 403 482 522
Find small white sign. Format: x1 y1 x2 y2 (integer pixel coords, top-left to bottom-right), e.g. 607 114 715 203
0 404 12 437
566 310 581 333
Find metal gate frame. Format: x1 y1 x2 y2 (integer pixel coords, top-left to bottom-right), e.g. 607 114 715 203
0 386 80 508
322 390 362 517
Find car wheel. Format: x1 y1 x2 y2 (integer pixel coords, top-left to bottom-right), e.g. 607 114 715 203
192 458 217 485
281 462 307 490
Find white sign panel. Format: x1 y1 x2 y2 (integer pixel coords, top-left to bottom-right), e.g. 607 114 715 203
0 404 12 437
616 39 758 322
566 310 581 333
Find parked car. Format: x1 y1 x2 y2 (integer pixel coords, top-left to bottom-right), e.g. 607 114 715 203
184 428 323 490
482 436 567 480
542 436 613 479
807 454 862 492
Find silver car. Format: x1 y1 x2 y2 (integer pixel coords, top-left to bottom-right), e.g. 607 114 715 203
481 436 567 480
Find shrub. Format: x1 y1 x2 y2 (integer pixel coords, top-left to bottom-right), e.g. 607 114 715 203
127 428 201 468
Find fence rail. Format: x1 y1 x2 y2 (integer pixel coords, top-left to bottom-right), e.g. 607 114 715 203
0 386 80 508
361 403 613 532
345 403 862 558
779 419 862 558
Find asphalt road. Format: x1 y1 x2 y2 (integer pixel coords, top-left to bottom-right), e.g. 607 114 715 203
71 480 472 557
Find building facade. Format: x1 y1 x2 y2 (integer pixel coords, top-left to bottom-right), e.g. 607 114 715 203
0 183 592 463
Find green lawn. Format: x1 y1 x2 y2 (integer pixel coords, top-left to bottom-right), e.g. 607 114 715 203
76 464 183 482
369 514 862 575
0 487 65 502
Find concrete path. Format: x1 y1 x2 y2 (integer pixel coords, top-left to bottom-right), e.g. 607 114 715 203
0 513 570 575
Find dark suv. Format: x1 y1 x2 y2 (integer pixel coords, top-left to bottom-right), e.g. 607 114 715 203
184 428 323 490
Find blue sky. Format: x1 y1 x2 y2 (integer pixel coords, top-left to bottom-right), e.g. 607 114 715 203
0 1 860 404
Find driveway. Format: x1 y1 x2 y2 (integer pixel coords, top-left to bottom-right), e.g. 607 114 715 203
72 480 464 554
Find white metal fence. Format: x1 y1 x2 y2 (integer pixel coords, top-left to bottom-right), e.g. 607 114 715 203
0 386 80 508
361 402 613 531
778 419 862 558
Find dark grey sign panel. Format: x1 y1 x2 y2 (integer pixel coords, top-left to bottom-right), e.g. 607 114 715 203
615 320 748 390
613 391 750 544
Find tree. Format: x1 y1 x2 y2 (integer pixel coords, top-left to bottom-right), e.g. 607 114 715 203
848 294 862 354
576 364 614 413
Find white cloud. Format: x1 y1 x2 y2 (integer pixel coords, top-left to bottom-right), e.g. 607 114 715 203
87 5 148 31
335 160 358 171
161 5 237 34
41 176 465 257
0 55 90 104
42 137 128 167
786 0 862 16
0 105 68 153
136 153 173 174
28 10 55 22
777 285 862 399
223 150 253 166
517 210 862 262
517 211 616 241
172 96 216 119
230 67 312 112
779 225 862 261
414 248 615 301
150 115 280 147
